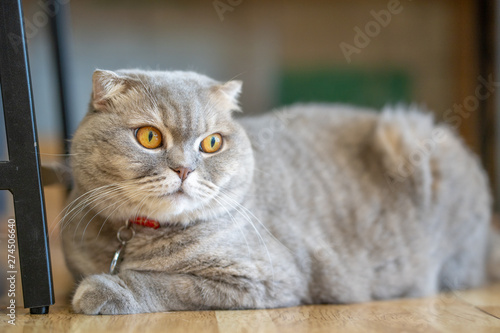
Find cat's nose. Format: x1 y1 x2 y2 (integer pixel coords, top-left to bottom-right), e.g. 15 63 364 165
171 167 193 181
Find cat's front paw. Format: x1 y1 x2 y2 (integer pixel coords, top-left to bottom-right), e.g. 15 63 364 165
72 274 142 315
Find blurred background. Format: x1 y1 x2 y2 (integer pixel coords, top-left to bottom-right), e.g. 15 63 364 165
0 0 498 305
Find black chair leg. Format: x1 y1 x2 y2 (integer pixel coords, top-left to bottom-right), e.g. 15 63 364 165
0 0 54 314
48 0 73 158
29 307 50 315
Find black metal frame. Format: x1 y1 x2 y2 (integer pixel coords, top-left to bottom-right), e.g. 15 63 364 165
0 0 54 314
49 0 72 157
478 0 498 210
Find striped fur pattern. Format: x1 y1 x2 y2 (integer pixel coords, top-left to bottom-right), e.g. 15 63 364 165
62 69 493 314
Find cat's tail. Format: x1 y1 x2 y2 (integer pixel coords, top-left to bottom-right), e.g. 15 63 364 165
488 222 500 281
372 105 438 209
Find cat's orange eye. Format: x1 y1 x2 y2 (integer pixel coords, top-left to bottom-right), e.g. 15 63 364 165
136 126 162 149
200 133 222 153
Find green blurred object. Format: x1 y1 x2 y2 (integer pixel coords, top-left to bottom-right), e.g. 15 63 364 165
277 68 412 109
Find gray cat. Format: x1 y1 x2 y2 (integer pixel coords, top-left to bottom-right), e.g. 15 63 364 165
61 69 497 315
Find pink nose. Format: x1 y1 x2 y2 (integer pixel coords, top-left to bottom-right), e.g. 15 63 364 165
171 167 193 181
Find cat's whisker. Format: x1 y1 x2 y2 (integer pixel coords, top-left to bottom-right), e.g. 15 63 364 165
39 153 78 157
75 177 165 241
73 188 132 242
52 183 123 238
210 195 252 257
213 190 275 281
218 187 293 254
64 184 133 236
132 192 154 219
95 178 175 234
94 189 148 240
54 184 111 233
224 72 246 83
188 186 213 201
64 181 141 241
79 187 143 243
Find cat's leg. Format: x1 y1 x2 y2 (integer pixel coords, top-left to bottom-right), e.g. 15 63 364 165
403 264 440 298
72 273 142 314
72 269 288 315
403 231 487 298
438 238 488 291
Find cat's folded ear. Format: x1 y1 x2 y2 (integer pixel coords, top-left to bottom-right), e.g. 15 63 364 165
211 80 243 112
92 69 134 111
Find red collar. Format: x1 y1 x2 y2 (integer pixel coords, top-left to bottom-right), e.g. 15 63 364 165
129 216 160 229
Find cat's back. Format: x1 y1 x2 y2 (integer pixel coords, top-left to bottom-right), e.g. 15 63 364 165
239 103 489 240
238 104 489 219
237 103 490 301
238 103 378 145
238 104 379 174
236 104 389 253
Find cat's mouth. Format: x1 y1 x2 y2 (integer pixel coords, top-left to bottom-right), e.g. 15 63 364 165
173 188 184 195
157 187 186 199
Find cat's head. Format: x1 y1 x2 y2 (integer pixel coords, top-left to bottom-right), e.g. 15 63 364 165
70 69 254 225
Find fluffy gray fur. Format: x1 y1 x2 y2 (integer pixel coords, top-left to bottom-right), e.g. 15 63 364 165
61 69 495 315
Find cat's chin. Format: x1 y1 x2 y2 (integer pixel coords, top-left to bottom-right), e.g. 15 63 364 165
155 189 184 200
145 191 208 224
93 178 221 226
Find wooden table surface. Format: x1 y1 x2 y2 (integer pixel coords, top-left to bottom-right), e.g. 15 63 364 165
2 283 500 333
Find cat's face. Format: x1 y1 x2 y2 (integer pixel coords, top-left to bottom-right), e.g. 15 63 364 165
70 70 254 225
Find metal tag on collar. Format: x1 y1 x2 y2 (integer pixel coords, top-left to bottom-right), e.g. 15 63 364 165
109 220 135 275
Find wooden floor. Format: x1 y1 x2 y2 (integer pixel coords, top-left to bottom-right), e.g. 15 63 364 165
1 284 500 333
